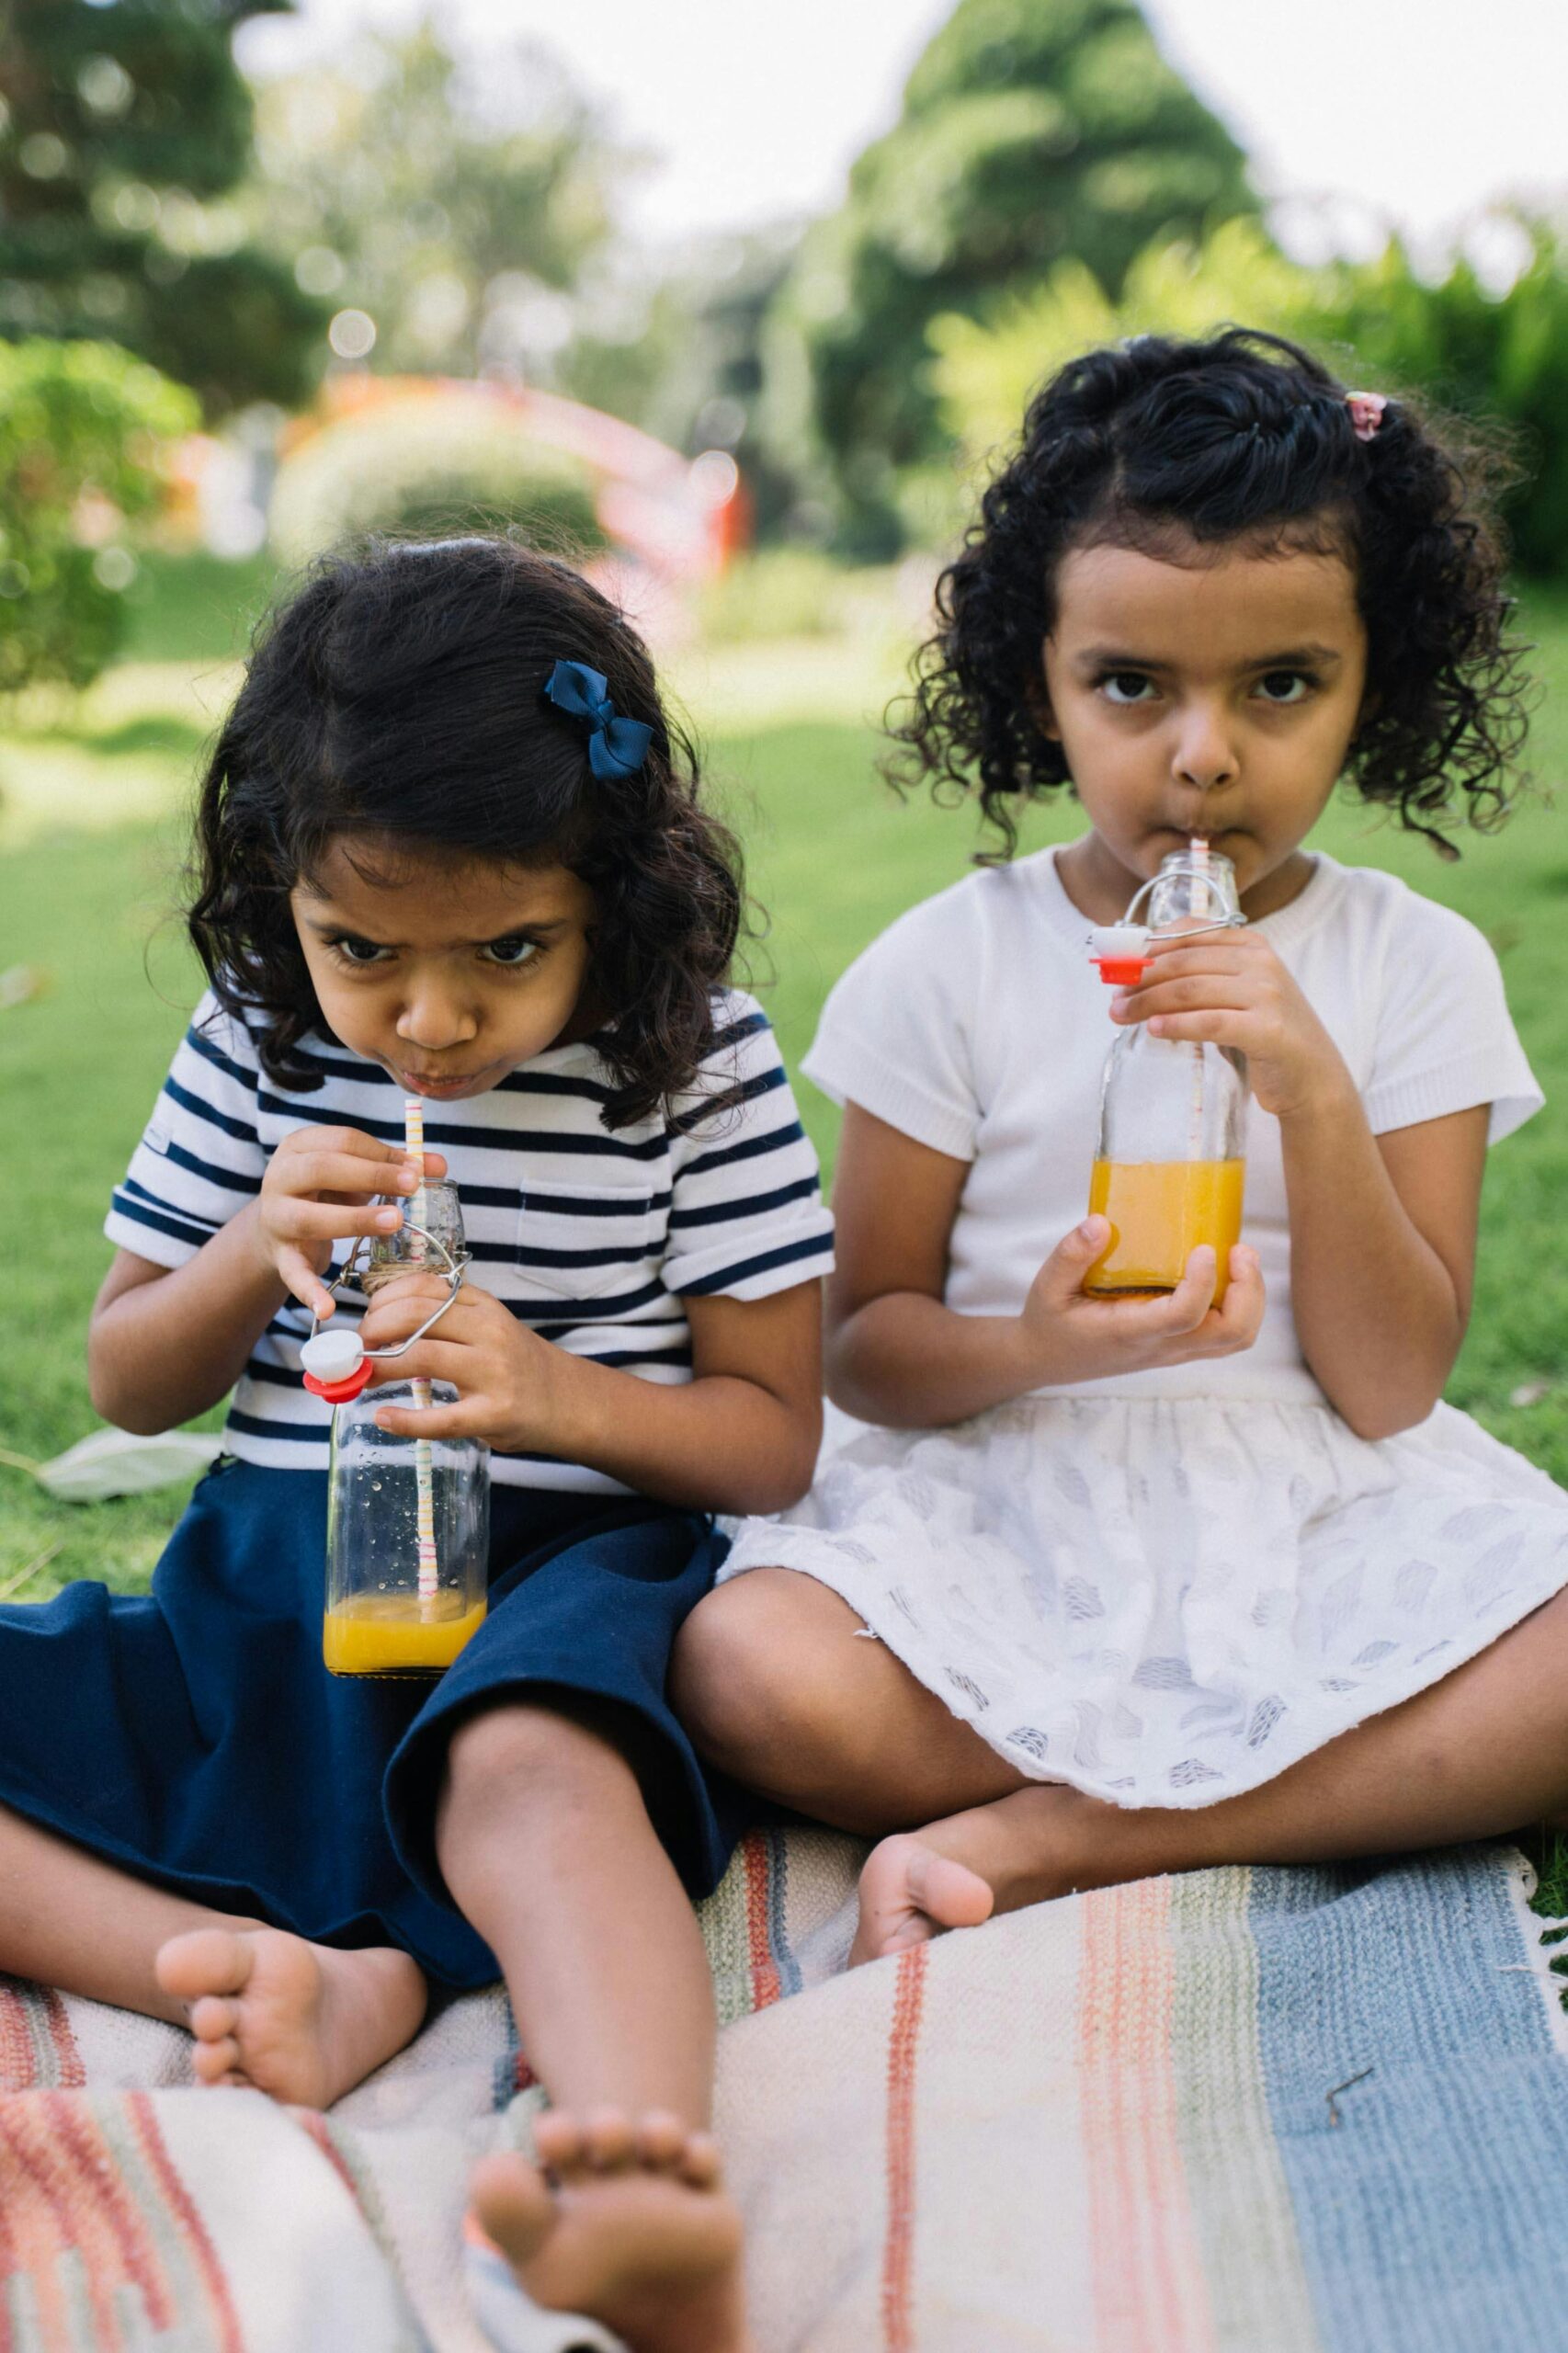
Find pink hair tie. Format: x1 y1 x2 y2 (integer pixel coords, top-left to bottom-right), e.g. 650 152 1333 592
1346 391 1388 442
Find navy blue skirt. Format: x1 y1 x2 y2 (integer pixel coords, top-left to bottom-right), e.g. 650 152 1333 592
0 1460 748 1989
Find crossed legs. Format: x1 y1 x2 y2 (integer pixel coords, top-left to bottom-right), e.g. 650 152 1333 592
672 1570 1568 1962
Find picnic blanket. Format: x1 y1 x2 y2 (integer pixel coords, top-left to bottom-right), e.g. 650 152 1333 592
4 1832 1568 2351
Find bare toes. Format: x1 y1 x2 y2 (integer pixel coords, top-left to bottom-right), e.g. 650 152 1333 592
582 2109 637 2171
532 2110 589 2177
678 2131 722 2189
633 2111 688 2172
155 1927 253 2005
193 2036 242 2084
189 1995 238 2043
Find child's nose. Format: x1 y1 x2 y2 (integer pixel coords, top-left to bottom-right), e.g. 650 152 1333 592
1172 706 1238 790
395 986 479 1051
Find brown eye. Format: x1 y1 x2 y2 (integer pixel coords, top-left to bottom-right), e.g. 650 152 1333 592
1256 672 1312 704
481 938 540 968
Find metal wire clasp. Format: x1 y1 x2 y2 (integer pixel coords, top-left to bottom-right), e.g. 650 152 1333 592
307 1214 472 1360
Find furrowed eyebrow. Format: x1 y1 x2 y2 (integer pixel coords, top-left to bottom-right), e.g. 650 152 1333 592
1073 642 1344 671
300 915 570 949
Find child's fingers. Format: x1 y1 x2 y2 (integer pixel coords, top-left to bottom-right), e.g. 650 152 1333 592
277 1245 335 1318
1036 1214 1112 1302
1209 1245 1265 1347
371 1392 486 1441
270 1199 405 1246
278 1148 424 1202
1146 1245 1220 1334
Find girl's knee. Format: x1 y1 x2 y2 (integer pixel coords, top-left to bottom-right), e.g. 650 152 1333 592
442 1695 639 1823
671 1574 858 1782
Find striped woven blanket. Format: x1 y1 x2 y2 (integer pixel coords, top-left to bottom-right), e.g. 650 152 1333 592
3 1835 1567 2351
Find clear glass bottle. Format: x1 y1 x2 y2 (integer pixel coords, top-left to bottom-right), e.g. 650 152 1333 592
320 1381 489 1676
301 1177 490 1676
1085 847 1250 1302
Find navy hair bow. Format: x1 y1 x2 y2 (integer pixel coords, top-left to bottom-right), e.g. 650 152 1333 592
542 659 653 781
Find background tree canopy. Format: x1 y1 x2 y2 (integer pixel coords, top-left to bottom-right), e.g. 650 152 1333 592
244 24 622 382
0 0 324 415
765 0 1256 551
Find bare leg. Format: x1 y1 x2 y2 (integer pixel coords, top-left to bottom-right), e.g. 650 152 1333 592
437 1699 754 2353
671 1571 1027 1828
0 1802 426 2102
857 1585 1568 1959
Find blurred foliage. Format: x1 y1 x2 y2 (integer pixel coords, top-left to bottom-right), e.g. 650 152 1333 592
267 397 605 568
0 0 326 415
930 216 1310 463
565 225 806 533
244 23 621 382
764 0 1256 552
694 547 853 643
928 209 1568 578
0 336 199 692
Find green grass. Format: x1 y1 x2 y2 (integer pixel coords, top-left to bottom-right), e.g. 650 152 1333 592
3 571 1567 1620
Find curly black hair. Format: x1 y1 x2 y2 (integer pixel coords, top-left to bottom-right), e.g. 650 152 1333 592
187 536 744 1128
891 327 1530 857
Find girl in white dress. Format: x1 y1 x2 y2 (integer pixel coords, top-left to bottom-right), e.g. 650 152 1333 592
672 328 1568 1965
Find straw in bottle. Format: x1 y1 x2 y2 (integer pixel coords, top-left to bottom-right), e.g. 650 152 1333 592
403 1097 439 1617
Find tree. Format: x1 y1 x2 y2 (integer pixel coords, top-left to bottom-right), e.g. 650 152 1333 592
767 0 1257 551
0 337 199 692
0 0 325 415
244 24 621 383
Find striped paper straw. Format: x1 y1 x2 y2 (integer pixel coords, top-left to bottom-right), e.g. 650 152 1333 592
403 1097 438 1616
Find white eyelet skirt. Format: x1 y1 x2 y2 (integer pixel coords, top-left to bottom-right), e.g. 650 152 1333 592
717 1394 1568 1810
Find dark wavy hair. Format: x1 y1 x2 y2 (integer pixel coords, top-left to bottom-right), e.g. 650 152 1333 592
187 536 744 1128
892 327 1530 857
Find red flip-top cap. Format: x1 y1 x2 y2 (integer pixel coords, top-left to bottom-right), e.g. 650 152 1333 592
1087 924 1151 984
300 1330 374 1403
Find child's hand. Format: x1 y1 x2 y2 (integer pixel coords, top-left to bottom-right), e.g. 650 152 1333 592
357 1272 555 1453
254 1127 448 1319
1111 928 1349 1120
1017 1215 1265 1382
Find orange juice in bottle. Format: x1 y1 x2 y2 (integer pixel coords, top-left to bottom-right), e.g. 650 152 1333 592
1085 845 1249 1302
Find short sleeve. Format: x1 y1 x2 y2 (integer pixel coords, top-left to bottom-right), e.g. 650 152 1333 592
1362 894 1542 1144
662 995 835 1302
801 885 983 1160
104 988 268 1267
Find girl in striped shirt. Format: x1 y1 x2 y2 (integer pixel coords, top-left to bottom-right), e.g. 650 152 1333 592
6 539 833 2353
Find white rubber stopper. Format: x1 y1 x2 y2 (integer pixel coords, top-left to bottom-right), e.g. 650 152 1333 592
1087 923 1151 960
301 1328 365 1381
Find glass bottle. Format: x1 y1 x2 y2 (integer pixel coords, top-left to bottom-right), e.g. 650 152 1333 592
1085 847 1250 1302
301 1178 490 1677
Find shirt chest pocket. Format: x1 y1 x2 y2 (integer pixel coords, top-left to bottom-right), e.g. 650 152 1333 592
515 1179 666 1303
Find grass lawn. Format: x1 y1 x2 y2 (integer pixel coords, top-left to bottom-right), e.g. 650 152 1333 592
4 563 1567 1641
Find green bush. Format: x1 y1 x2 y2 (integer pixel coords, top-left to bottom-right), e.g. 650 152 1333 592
0 339 199 694
267 400 606 568
926 210 1568 579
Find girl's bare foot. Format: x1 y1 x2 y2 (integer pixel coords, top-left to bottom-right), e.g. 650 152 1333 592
471 2109 756 2353
850 1833 995 1966
155 1927 427 2108
850 1783 1123 1965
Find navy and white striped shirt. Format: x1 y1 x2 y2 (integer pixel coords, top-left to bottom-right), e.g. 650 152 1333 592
105 985 835 1492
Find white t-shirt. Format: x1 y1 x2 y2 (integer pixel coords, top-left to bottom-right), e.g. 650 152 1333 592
802 848 1541 1406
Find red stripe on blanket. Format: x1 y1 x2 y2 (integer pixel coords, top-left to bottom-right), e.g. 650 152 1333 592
297 2109 369 2218
881 1943 927 2353
743 1834 783 2011
0 2093 168 2349
128 2091 246 2353
1080 1879 1213 2353
42 1989 85 2089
